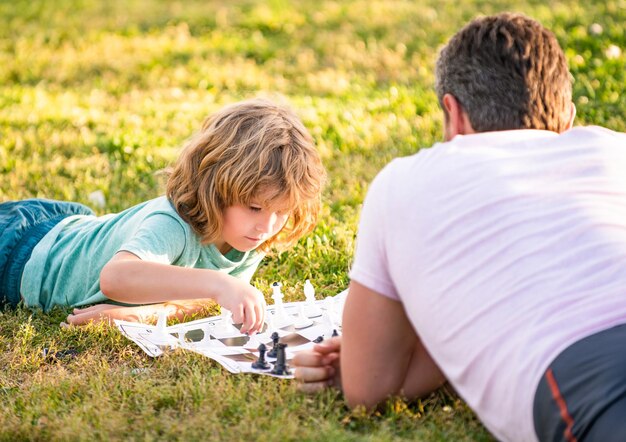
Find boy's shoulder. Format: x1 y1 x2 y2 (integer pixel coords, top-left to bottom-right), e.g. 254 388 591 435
142 195 177 213
139 197 186 223
119 196 193 243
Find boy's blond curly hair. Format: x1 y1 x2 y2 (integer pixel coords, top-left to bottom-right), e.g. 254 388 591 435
166 98 326 252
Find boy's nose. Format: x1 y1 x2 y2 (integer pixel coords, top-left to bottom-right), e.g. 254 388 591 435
256 212 277 233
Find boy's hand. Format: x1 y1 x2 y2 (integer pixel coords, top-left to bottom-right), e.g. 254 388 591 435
213 274 266 335
293 336 342 393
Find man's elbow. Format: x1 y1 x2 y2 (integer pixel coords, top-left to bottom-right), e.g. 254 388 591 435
343 383 387 411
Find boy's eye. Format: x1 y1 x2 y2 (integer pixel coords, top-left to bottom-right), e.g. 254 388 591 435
249 205 262 212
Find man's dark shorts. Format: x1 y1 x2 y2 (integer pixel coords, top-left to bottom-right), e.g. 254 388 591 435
0 199 94 306
533 323 626 441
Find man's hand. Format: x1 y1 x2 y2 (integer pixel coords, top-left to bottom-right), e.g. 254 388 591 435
293 336 342 393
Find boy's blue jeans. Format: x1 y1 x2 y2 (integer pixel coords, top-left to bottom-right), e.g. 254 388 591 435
0 199 94 307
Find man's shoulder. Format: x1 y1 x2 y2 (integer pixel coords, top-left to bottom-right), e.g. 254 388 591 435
375 137 471 183
565 125 626 140
376 145 437 178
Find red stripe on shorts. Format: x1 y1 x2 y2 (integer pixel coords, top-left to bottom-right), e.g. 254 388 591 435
545 368 577 442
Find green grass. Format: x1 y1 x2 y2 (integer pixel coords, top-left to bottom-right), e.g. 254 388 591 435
1 0 624 440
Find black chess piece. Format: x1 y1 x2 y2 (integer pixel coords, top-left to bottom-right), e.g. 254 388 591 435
251 343 270 370
270 343 290 376
312 336 324 343
267 331 280 358
332 329 339 337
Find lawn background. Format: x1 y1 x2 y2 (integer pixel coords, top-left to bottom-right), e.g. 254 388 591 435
0 0 624 440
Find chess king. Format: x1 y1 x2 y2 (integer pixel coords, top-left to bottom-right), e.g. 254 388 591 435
293 12 626 442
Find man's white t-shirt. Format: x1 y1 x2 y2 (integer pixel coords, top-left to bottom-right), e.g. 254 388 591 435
350 127 626 442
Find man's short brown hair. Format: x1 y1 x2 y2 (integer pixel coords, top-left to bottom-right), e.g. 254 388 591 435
435 13 572 133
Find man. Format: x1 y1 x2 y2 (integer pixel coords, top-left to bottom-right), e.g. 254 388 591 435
294 13 626 442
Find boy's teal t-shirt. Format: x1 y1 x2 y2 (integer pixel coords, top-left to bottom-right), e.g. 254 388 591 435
20 197 264 311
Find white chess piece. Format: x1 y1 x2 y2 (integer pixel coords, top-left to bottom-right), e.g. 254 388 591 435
177 329 188 348
151 311 178 347
293 304 314 329
270 282 291 328
156 311 167 333
322 306 334 326
201 323 212 344
303 279 322 318
326 296 342 323
321 297 339 336
216 307 236 334
271 282 284 304
199 322 223 348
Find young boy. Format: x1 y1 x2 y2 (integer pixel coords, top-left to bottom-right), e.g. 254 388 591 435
1 99 326 334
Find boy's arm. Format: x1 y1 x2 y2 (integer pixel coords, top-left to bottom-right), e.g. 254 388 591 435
341 280 445 409
99 251 266 334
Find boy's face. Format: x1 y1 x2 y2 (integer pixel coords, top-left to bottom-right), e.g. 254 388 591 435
217 194 290 254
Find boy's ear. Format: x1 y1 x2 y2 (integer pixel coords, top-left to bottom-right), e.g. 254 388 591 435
442 93 475 141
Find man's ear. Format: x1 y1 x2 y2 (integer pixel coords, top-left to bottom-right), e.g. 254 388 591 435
565 101 576 131
442 94 474 141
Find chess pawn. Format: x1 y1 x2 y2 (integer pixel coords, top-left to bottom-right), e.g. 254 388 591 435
324 296 340 325
151 311 178 348
156 311 168 335
200 323 221 348
303 279 315 301
217 307 234 333
251 344 270 370
303 279 322 318
321 302 336 337
269 282 291 328
201 323 212 344
267 332 280 358
177 329 188 348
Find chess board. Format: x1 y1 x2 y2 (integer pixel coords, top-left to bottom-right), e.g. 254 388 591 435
115 289 347 378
